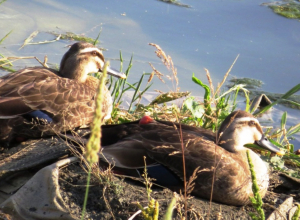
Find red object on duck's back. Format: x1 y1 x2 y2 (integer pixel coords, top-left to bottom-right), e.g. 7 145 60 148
139 115 154 125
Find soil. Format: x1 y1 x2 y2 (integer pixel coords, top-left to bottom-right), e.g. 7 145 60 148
58 162 300 220
1 139 300 220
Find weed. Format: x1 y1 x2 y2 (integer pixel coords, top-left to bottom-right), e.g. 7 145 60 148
247 150 265 220
182 55 247 132
107 52 153 117
135 156 159 220
81 62 108 220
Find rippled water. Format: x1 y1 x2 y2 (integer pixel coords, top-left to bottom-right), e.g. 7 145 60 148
0 0 299 147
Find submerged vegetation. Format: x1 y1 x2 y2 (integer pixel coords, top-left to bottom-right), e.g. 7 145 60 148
263 0 300 20
157 0 191 8
269 1 300 19
50 31 101 45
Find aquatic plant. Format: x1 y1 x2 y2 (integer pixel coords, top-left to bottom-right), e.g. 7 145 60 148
269 2 300 19
50 31 100 44
157 0 191 8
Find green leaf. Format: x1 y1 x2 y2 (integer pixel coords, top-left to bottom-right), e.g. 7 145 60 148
280 111 287 130
182 96 205 118
287 123 300 136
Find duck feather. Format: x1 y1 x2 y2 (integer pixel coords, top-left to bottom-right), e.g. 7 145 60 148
0 42 125 143
100 112 280 205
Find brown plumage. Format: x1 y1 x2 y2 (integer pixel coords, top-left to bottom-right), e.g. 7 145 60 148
0 42 126 143
99 111 281 206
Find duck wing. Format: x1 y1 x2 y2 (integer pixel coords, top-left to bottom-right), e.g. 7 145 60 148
156 120 216 141
101 119 215 146
144 131 252 205
101 120 251 205
0 67 59 118
0 67 97 129
101 120 216 169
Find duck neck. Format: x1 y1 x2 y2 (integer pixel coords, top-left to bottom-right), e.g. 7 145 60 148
219 135 268 174
60 61 88 83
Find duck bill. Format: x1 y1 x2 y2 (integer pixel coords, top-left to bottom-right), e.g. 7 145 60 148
255 135 281 154
105 66 126 79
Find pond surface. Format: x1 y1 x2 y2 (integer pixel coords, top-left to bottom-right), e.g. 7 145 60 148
0 0 299 147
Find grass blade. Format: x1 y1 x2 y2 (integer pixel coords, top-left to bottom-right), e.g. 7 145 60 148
280 111 287 130
93 28 102 45
0 30 13 44
163 197 176 220
128 73 146 111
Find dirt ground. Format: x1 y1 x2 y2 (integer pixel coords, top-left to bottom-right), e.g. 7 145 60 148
58 162 299 220
1 139 300 220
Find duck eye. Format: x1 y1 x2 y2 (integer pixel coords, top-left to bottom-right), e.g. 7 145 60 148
249 121 255 126
92 51 97 56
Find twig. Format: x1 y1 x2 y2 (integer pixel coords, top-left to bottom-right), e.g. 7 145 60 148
25 34 61 45
214 54 239 95
0 56 49 68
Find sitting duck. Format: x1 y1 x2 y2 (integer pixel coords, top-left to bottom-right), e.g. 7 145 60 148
0 42 126 143
99 110 281 206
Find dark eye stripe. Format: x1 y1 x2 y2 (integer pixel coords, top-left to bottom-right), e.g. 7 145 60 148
80 51 105 62
93 51 104 61
249 120 255 126
255 124 263 134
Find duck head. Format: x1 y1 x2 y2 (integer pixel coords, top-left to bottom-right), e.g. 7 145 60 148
217 110 280 154
59 42 126 82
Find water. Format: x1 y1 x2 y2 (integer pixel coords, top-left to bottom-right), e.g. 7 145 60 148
0 0 299 147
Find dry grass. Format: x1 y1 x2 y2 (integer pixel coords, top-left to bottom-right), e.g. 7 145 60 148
149 43 179 91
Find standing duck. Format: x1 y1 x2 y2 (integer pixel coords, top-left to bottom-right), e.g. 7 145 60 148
99 110 281 206
0 42 126 143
